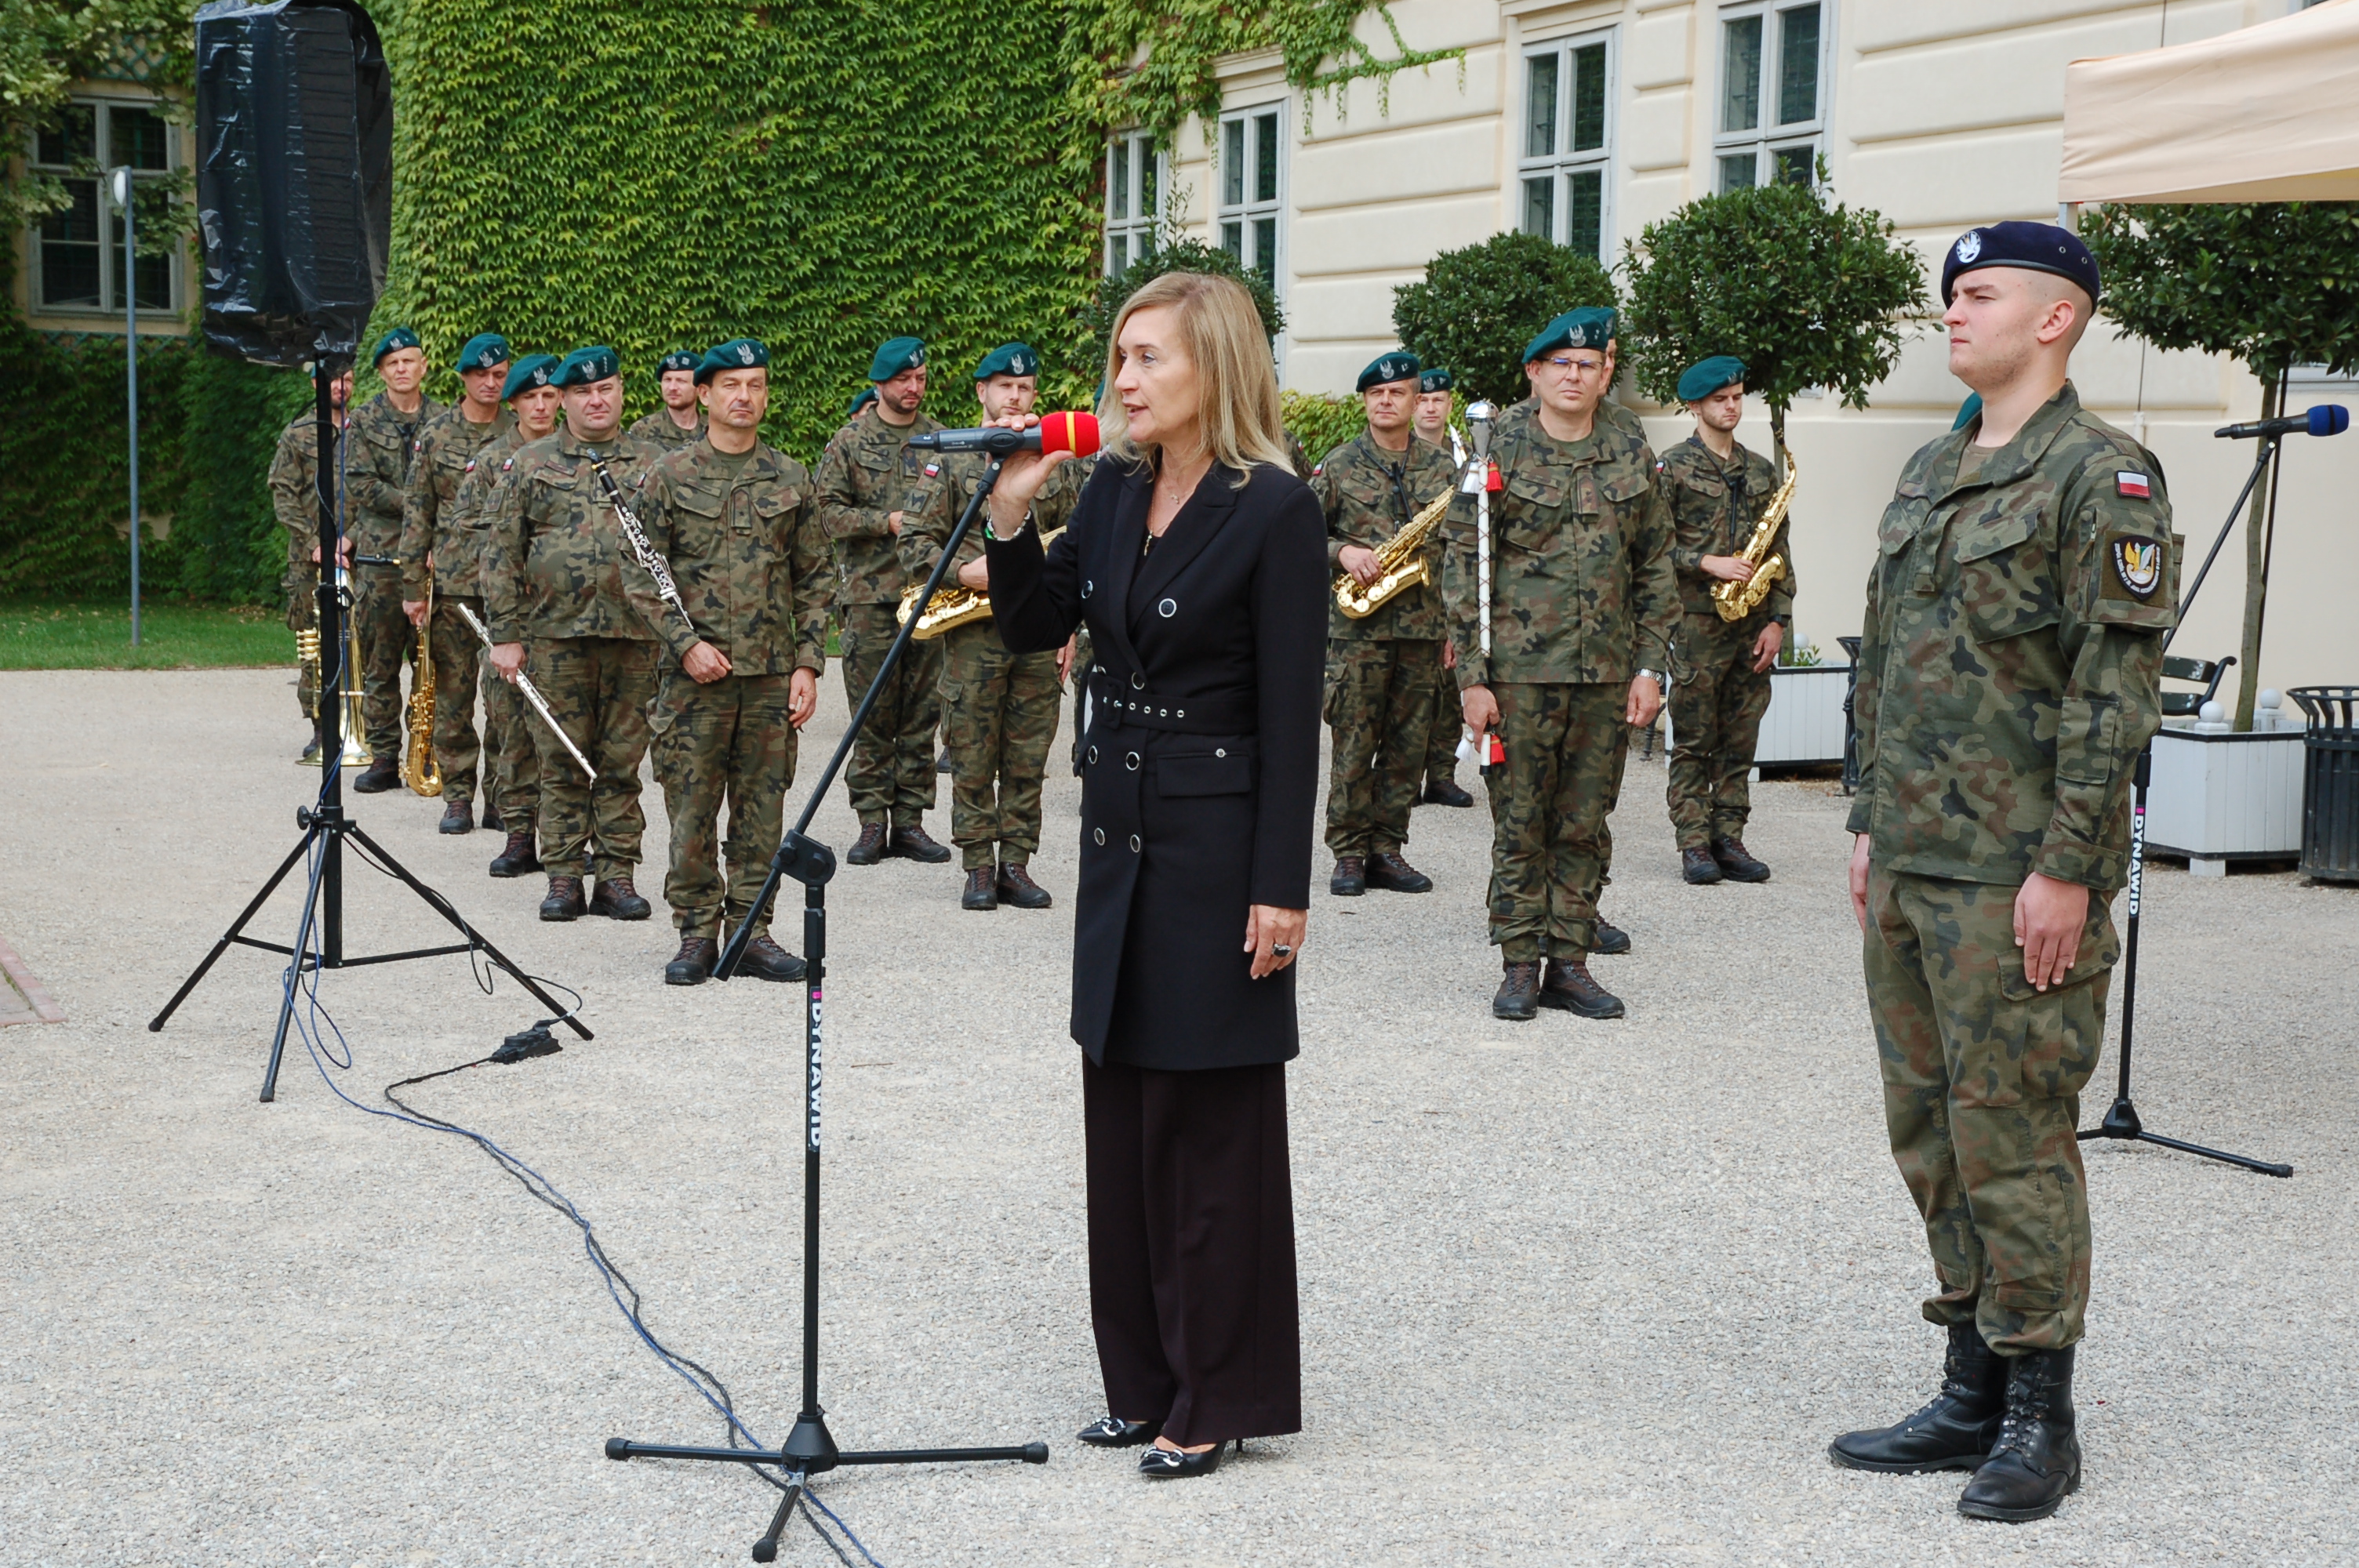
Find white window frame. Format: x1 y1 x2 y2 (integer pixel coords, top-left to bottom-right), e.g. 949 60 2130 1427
24 93 182 319
1216 101 1286 298
1712 2 1832 195
1516 28 1617 264
1104 129 1165 278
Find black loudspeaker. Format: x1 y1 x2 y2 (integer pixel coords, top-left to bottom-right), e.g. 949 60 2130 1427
194 0 392 366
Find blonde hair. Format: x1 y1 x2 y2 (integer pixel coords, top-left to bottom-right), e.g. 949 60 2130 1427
1098 271 1293 480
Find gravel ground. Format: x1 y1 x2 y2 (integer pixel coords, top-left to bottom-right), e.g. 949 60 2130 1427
2 667 2353 1568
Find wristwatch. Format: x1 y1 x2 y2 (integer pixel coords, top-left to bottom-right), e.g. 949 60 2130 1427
1636 668 1666 691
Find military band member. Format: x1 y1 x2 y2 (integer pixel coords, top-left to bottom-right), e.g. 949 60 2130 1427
628 350 707 450
900 343 1078 910
1494 307 1647 448
1312 351 1456 896
337 328 443 790
483 345 661 924
1832 225 2172 1523
813 335 953 866
1442 314 1676 1022
1658 356 1791 885
464 354 563 879
398 332 514 833
620 339 823 985
1411 365 1475 809
268 365 353 764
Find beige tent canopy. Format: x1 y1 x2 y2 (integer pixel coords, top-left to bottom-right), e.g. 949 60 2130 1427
2060 0 2359 204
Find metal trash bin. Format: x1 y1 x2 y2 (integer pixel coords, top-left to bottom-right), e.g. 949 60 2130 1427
2288 686 2359 883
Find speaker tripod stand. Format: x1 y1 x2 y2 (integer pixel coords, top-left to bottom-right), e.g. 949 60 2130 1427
149 359 592 1098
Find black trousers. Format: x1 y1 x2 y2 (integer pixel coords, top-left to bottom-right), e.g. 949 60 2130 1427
1082 1055 1302 1446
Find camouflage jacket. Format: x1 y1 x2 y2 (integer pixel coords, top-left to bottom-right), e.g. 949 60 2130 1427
481 426 661 644
1495 394 1645 447
1439 412 1678 689
268 412 337 573
1308 429 1459 641
1657 434 1796 624
398 405 514 598
336 390 442 556
812 404 944 604
621 437 830 676
627 408 706 452
898 447 1085 587
1846 383 2175 893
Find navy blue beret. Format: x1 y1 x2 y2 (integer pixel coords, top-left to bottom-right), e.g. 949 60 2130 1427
1358 351 1421 393
974 342 1039 380
657 350 700 376
1677 355 1746 403
456 332 509 372
1418 367 1452 394
1941 222 2101 307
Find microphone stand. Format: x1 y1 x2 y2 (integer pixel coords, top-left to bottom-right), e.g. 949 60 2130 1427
2078 430 2292 1177
603 453 1046 1560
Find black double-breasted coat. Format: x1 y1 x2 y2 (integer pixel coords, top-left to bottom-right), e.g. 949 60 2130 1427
987 455 1325 1070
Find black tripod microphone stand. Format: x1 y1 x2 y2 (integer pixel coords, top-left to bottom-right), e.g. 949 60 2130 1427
602 454 1045 1561
150 358 592 1098
2078 429 2292 1177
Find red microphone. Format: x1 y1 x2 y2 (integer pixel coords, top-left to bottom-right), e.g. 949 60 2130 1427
906 412 1100 457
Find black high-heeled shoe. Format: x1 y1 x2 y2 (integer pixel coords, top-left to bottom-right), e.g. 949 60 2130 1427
1077 1415 1161 1448
1138 1439 1241 1479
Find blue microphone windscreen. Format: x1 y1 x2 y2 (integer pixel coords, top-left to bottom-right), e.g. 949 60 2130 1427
2309 404 2352 437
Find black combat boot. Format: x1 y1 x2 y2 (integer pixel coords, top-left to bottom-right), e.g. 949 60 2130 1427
740 935 808 982
1364 851 1434 894
351 757 400 793
480 797 502 831
1712 836 1772 883
489 830 540 878
891 822 954 863
1539 957 1625 1019
1829 1322 2008 1474
1420 772 1475 808
298 722 324 767
665 937 716 986
1329 855 1366 897
1681 847 1725 884
1492 960 1541 1022
1957 1347 2081 1522
1591 920 1632 956
846 822 889 866
961 867 999 911
540 875 587 922
438 799 473 835
997 862 1053 909
589 877 652 920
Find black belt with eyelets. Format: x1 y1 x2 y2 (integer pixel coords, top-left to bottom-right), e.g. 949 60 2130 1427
1090 677 1253 735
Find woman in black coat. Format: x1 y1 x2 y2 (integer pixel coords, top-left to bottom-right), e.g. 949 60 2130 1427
980 272 1325 1478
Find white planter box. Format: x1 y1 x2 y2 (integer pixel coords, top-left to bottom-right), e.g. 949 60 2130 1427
1757 664 1852 766
2146 724 2307 873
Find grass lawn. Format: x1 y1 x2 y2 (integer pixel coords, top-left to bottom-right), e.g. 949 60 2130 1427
0 599 294 671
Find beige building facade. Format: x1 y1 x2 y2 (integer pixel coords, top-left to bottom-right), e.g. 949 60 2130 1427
1119 0 2354 699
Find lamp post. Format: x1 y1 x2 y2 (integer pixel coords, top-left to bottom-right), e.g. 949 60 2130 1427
111 165 140 648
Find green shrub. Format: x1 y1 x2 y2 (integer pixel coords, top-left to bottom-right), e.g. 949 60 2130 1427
1281 390 1365 469
1079 238 1286 386
1392 230 1617 408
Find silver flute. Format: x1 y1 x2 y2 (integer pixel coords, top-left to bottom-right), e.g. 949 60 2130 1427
452 600 598 782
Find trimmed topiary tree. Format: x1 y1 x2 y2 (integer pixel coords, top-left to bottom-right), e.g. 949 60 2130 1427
1391 230 1616 408
1080 238 1286 379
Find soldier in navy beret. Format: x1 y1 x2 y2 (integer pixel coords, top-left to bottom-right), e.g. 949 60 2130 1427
1510 307 1642 450
867 335 927 383
973 341 1039 382
1357 350 1420 394
633 347 707 450
1941 221 2100 307
551 345 620 388
657 350 700 376
849 387 878 418
502 353 560 401
1675 354 1747 405
371 325 421 365
456 332 510 373
695 336 769 383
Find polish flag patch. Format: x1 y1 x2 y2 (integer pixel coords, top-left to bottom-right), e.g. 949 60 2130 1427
923 462 940 477
2116 471 2150 499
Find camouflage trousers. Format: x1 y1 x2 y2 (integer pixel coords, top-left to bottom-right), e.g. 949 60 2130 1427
1481 682 1630 960
1324 638 1441 857
424 595 487 804
1667 613 1774 850
649 669 799 940
838 602 941 827
1865 869 2118 1353
526 636 655 881
1423 643 1461 782
485 658 540 837
351 563 416 760
937 621 1062 869
285 575 318 721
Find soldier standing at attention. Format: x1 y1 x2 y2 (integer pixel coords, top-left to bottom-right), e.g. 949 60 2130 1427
1494 307 1647 448
1830 225 2172 1523
1658 356 1790 885
1442 314 1675 1022
339 328 443 791
813 336 954 866
268 365 352 764
399 332 514 834
464 354 562 879
483 345 660 924
620 338 824 985
629 350 707 450
1410 365 1475 810
900 343 1080 911
1312 351 1456 897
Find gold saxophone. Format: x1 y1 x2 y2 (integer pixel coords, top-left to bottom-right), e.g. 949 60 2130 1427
1335 485 1453 619
1711 443 1797 623
401 573 441 795
896 527 1063 641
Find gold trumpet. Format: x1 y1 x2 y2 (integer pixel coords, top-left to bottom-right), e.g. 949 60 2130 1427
330 560 372 771
401 572 440 796
1711 443 1797 623
1336 486 1453 619
897 527 1063 641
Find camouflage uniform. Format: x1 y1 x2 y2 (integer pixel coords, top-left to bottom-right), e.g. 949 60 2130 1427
1416 426 1467 784
627 408 706 452
1310 430 1457 859
267 413 330 722
482 428 660 883
398 405 515 808
336 390 442 758
1495 392 1646 447
812 403 946 829
1659 434 1794 851
456 428 540 833
1850 383 2174 1355
622 438 828 941
901 452 1081 869
1441 413 1677 960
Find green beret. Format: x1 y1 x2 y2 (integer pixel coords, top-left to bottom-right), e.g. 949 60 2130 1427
456 332 510 372
657 350 700 376
551 345 620 387
867 336 926 382
1522 308 1617 363
501 354 560 401
370 326 420 365
1357 351 1421 393
1677 356 1747 403
696 337 769 384
849 387 878 416
973 342 1039 381
1952 391 1983 432
1418 367 1452 394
